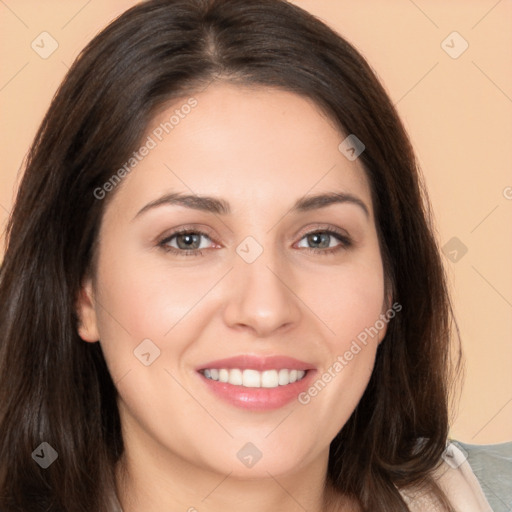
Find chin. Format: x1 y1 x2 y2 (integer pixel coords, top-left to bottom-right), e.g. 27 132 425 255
189 436 319 480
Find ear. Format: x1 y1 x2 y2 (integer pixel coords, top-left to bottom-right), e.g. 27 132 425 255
75 276 100 343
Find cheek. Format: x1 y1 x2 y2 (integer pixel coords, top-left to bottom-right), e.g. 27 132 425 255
97 239 223 327
304 255 386 346
295 253 385 428
92 243 223 377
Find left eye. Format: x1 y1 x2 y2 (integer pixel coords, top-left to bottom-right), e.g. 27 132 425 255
296 231 346 250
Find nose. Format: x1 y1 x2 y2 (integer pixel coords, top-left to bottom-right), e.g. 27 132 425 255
222 243 302 338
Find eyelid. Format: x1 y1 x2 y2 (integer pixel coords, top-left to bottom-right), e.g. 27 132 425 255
292 223 350 242
157 224 217 243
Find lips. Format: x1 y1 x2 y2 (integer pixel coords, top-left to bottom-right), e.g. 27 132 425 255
196 354 317 410
196 354 315 372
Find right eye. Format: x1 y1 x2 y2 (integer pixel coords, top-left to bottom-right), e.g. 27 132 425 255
158 229 217 257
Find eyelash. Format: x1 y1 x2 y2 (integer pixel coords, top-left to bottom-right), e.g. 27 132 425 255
157 226 352 257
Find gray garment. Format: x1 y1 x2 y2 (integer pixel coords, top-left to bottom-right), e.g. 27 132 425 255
454 440 512 512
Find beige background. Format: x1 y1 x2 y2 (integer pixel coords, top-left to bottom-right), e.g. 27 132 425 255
0 1 510 444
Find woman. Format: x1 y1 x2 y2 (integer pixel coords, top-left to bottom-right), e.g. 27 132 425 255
0 0 493 510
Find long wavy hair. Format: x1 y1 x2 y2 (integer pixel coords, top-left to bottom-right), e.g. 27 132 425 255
0 0 462 510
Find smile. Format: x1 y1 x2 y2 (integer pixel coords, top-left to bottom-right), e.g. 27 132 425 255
200 368 307 388
196 355 316 410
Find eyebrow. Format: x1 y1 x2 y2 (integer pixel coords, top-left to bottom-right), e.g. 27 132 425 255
133 191 370 220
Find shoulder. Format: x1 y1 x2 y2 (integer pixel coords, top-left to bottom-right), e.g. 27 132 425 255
451 439 512 512
400 439 512 512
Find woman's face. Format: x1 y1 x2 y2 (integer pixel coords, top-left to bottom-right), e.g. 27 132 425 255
77 83 389 480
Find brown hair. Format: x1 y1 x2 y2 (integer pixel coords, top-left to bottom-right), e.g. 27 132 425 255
0 0 462 510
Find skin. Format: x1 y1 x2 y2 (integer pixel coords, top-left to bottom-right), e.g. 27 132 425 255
76 83 390 512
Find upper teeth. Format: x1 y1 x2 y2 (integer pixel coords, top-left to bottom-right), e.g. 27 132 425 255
202 368 306 388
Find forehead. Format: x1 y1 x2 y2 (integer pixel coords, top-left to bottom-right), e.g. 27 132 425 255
106 83 373 219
